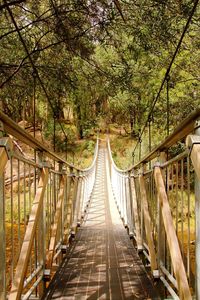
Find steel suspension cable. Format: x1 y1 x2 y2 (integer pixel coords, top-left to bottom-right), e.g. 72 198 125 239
132 0 199 157
166 75 170 136
4 0 68 141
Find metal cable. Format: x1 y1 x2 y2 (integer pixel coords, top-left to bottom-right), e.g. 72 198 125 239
132 0 199 156
4 0 68 141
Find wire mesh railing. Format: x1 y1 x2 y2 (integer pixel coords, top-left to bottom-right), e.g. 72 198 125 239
107 140 134 238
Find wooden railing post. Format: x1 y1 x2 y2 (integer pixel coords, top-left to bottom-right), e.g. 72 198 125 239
64 167 73 241
60 165 68 251
154 165 192 300
139 168 158 275
122 176 127 226
157 152 167 274
71 174 79 237
186 132 200 300
126 172 134 237
74 173 83 227
9 165 49 300
129 174 142 250
46 171 66 273
0 134 13 300
78 174 85 223
37 152 46 297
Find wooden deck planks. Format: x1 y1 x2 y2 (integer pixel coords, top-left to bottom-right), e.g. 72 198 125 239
43 148 160 300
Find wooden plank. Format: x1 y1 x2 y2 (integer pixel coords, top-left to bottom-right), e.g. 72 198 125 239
8 167 49 300
130 176 142 250
154 166 192 300
46 175 66 270
139 175 157 272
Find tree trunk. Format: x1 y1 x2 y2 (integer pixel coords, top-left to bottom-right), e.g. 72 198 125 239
76 103 83 139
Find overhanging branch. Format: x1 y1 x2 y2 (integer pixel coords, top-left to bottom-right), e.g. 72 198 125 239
0 0 26 11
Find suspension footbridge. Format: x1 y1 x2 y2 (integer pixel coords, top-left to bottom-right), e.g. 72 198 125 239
43 144 160 300
1 109 200 299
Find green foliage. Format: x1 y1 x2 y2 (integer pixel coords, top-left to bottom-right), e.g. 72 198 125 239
168 142 186 158
110 134 136 169
0 0 199 163
84 140 95 152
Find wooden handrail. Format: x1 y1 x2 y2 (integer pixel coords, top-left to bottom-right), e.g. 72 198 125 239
107 107 200 172
0 111 99 299
108 107 200 171
107 113 199 297
133 108 200 168
0 110 99 172
0 110 73 166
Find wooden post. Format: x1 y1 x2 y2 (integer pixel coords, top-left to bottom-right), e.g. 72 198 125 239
126 174 134 236
122 176 127 225
74 174 83 227
38 189 46 297
0 136 13 300
186 133 200 299
77 175 85 224
46 174 66 271
139 174 158 273
79 176 85 220
9 167 49 300
72 173 82 235
158 152 167 273
130 175 142 250
37 152 46 297
154 166 192 300
64 171 73 240
70 175 79 235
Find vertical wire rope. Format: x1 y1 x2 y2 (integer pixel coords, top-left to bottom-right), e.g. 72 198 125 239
166 75 170 136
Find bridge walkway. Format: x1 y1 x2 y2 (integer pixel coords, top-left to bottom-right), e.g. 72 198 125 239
43 145 160 300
